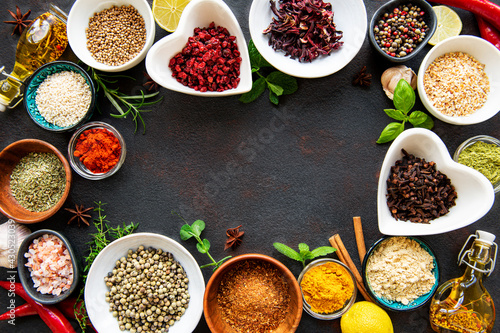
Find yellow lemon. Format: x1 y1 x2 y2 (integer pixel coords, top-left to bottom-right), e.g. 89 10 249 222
428 6 462 45
152 0 191 32
341 301 393 333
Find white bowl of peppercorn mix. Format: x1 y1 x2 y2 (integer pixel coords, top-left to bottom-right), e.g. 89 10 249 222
249 0 367 78
85 233 205 333
369 0 437 63
146 0 252 96
417 35 500 125
377 128 494 236
67 0 155 72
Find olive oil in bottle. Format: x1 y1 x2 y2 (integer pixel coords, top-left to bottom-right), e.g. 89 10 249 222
429 230 497 333
0 4 67 111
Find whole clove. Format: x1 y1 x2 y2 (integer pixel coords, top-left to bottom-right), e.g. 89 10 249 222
263 0 343 62
386 149 457 223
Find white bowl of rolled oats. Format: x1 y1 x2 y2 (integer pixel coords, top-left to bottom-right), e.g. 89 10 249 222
67 0 155 72
417 35 500 125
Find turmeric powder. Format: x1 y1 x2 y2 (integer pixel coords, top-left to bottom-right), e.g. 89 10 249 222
300 261 354 314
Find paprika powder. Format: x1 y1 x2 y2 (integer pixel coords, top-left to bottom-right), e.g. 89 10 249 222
73 128 121 173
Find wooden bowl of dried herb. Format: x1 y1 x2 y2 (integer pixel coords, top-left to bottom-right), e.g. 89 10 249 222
204 253 302 333
0 139 72 224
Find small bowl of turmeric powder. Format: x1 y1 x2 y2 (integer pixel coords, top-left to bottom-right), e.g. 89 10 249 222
68 121 126 180
298 258 357 320
453 135 500 194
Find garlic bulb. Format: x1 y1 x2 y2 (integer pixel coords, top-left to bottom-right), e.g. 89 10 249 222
0 220 31 268
381 65 417 100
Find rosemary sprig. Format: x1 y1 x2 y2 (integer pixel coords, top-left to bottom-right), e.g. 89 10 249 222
74 201 139 332
87 67 163 134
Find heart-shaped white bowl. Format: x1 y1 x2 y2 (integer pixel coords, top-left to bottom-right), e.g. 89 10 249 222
249 0 367 78
145 0 252 96
377 128 495 236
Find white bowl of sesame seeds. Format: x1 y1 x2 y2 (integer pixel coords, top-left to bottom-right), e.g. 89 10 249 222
417 35 500 125
67 0 155 72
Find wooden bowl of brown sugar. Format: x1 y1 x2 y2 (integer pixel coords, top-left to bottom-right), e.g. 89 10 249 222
0 139 72 224
204 253 303 332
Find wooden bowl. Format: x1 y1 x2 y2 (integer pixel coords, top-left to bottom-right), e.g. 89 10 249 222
204 253 302 333
0 139 72 223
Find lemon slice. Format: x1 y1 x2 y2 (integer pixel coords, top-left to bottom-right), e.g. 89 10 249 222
428 6 462 45
152 0 191 32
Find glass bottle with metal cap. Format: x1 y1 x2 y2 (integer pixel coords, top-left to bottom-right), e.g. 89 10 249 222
429 230 497 332
0 4 67 111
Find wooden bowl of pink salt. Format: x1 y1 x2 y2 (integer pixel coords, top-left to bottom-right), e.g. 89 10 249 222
17 229 80 304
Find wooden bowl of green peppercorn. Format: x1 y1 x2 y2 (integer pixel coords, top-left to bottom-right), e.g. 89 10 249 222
0 139 72 224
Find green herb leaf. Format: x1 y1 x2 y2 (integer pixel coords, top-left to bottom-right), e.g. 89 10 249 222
298 243 310 252
384 109 407 121
180 224 195 240
410 111 434 129
239 77 266 103
267 81 284 96
310 246 336 257
417 115 434 129
248 39 272 69
266 71 298 95
269 90 279 105
191 220 205 236
273 242 302 261
393 79 415 114
377 122 405 144
197 239 210 253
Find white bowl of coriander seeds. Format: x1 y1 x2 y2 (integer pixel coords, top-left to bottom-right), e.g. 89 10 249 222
67 0 155 72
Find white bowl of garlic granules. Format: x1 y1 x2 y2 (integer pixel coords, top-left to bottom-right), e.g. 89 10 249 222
362 236 440 311
417 35 500 125
67 0 155 72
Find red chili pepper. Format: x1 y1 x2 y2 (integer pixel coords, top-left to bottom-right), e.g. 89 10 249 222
476 14 500 50
0 302 37 320
0 281 76 333
432 0 500 31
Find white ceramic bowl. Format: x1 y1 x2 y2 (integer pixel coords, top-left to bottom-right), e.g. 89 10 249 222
67 0 155 72
85 233 205 333
146 0 252 96
417 35 500 125
377 128 495 236
249 0 367 78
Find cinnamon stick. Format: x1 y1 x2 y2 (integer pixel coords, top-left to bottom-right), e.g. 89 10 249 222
329 234 373 302
353 216 366 263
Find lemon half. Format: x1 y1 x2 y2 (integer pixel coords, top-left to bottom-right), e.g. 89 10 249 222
341 301 394 333
152 0 191 32
428 5 462 45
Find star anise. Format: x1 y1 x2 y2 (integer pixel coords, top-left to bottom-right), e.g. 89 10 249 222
4 6 32 36
65 204 94 227
352 66 372 87
143 71 159 91
224 225 244 250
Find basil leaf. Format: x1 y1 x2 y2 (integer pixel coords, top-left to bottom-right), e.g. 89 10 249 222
266 71 298 95
415 114 434 129
377 122 405 144
191 219 205 236
273 242 302 261
248 39 272 69
239 77 266 103
409 111 429 126
393 79 415 114
269 90 279 105
298 243 310 252
384 109 407 121
310 246 336 257
267 81 284 96
180 224 195 240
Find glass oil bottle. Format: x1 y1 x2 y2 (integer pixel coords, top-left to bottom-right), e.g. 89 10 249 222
429 230 497 333
0 4 68 111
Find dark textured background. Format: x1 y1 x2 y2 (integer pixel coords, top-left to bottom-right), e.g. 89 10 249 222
1 0 499 332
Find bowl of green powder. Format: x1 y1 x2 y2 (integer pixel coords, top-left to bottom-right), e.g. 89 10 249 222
0 139 72 223
454 135 500 193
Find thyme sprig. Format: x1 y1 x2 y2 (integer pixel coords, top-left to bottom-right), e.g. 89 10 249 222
74 201 139 332
87 67 162 134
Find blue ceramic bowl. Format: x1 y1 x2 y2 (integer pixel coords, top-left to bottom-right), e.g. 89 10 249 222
362 236 439 311
24 60 95 132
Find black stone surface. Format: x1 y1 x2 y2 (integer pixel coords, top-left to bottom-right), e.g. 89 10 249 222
1 0 499 332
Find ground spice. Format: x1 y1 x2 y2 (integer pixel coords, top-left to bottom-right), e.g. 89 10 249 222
10 152 66 212
217 260 290 332
458 140 500 185
300 261 354 314
73 128 121 174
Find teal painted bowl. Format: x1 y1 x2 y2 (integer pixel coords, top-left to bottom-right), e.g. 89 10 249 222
362 236 439 311
24 60 95 132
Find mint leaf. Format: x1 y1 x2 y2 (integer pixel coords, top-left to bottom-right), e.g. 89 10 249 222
384 109 407 121
310 246 336 257
273 242 302 261
248 39 272 69
269 90 279 105
298 243 310 252
239 77 266 103
266 71 298 95
393 79 415 114
267 81 284 96
377 122 405 144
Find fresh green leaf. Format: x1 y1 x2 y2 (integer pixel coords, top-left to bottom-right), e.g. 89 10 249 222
269 90 279 105
248 39 272 69
267 81 284 96
408 111 429 126
273 242 302 261
416 114 434 129
191 220 205 236
393 79 415 114
298 243 310 252
239 77 267 103
302 252 315 261
310 246 336 257
180 224 195 240
196 239 210 253
377 122 405 144
384 109 407 121
266 71 298 95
